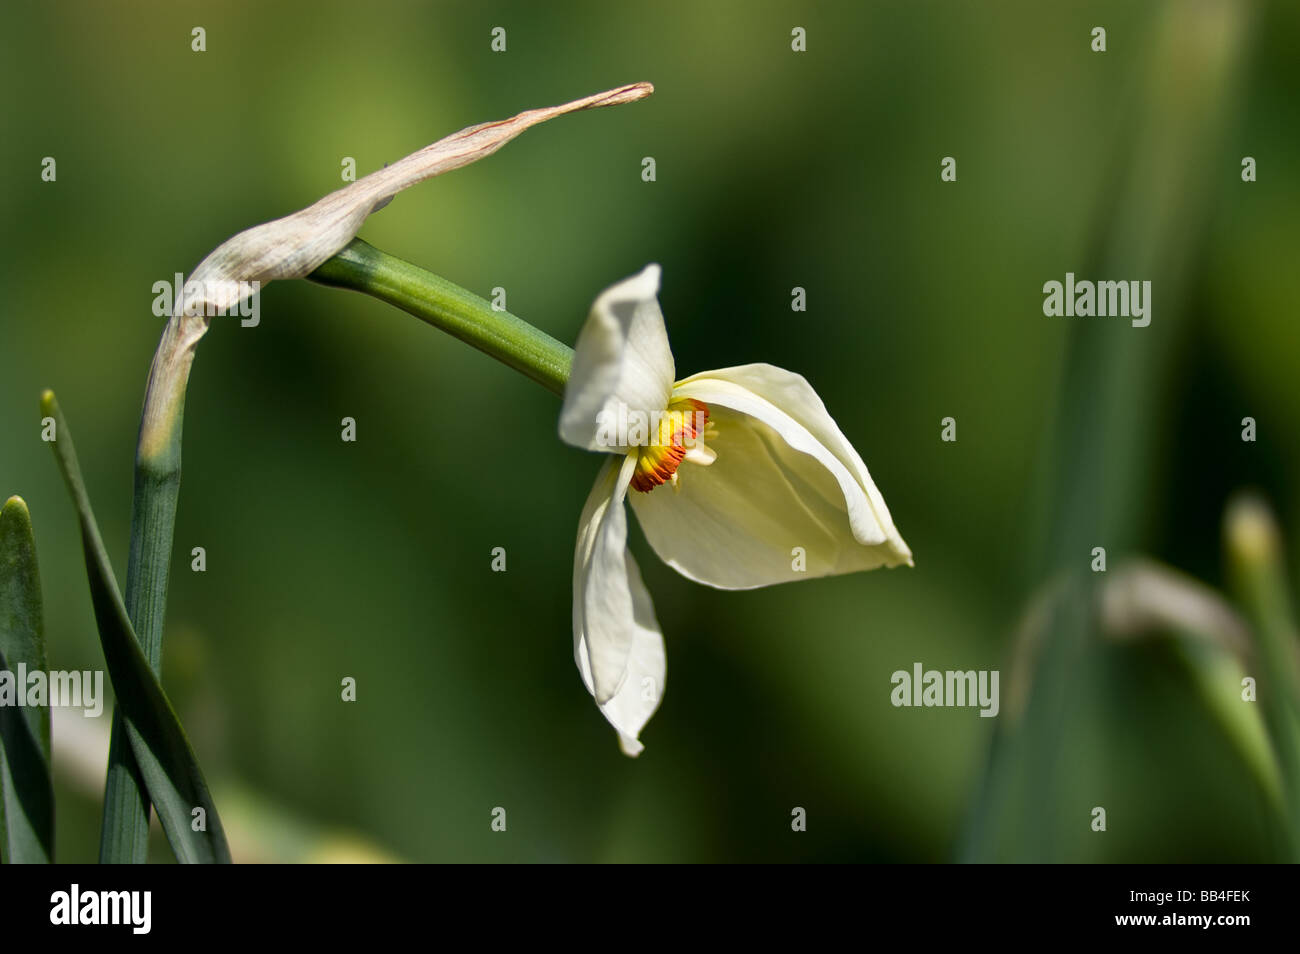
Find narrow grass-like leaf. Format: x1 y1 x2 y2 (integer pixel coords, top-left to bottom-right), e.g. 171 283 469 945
42 391 230 863
0 496 54 863
1101 558 1285 816
98 84 651 861
1226 495 1300 858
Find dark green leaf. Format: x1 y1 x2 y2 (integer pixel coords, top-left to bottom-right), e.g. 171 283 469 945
0 496 54 863
42 391 230 863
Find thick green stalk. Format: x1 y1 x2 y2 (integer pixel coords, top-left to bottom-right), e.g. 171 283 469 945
105 240 571 859
99 83 648 860
309 239 573 396
100 383 184 861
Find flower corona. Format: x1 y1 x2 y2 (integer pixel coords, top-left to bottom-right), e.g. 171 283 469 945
630 399 715 493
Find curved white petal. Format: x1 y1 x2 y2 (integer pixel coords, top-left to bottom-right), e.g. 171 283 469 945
629 364 911 589
559 265 676 452
573 456 635 702
573 455 666 755
575 550 666 757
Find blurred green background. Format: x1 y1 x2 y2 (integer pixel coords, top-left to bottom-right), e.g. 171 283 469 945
2 0 1298 862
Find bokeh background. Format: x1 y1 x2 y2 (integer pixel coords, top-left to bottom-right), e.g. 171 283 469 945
2 0 1298 862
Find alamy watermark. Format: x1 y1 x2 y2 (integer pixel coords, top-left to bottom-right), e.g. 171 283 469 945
890 662 999 717
50 885 150 934
0 664 104 717
151 273 261 327
1043 272 1151 328
594 405 708 449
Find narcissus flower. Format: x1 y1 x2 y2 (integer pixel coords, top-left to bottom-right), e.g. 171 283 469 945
559 266 913 755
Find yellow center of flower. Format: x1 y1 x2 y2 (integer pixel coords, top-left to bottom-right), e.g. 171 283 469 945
630 398 716 493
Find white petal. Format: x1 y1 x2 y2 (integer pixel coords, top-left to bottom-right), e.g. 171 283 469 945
605 551 666 757
572 454 638 701
629 365 912 589
559 266 676 452
572 455 667 754
575 551 666 757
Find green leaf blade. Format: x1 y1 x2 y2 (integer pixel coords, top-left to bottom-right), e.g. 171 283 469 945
42 391 230 864
0 495 55 863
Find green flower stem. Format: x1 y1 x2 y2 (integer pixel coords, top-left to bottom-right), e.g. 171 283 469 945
102 236 573 860
100 374 184 862
308 239 573 397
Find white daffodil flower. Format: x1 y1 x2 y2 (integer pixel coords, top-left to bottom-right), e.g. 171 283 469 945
560 265 913 755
